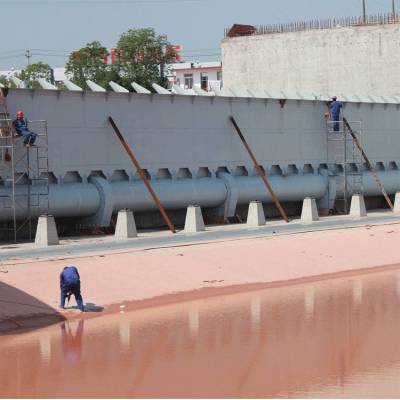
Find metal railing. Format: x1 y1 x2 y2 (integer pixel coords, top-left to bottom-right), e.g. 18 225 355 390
225 13 400 37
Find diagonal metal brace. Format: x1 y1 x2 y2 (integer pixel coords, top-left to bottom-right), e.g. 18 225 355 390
108 116 176 233
343 118 394 210
229 115 289 222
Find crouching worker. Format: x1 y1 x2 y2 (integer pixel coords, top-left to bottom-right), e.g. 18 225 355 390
13 110 37 147
60 265 85 312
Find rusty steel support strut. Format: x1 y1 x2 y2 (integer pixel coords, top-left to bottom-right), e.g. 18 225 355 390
229 116 289 223
343 117 394 210
108 116 176 233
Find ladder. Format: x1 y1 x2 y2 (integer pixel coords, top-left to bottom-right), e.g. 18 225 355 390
327 119 363 213
0 88 50 242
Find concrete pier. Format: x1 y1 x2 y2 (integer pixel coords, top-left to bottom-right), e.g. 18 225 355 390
115 210 137 239
35 215 59 246
301 198 319 223
394 192 400 213
350 194 367 218
184 205 205 233
246 201 266 227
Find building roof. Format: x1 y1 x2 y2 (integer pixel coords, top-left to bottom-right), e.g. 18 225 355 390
168 61 221 72
225 14 400 38
226 24 257 38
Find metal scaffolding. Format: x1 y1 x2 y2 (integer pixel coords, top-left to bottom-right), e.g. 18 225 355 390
0 117 49 242
327 120 363 213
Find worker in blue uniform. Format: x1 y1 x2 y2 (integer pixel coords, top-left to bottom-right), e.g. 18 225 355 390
60 265 85 311
12 110 37 147
329 96 343 132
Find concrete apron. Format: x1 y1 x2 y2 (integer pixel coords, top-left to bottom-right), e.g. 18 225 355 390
1 211 400 329
1 210 399 262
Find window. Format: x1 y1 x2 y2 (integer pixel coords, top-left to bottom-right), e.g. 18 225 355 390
200 73 208 91
184 74 193 89
217 71 223 81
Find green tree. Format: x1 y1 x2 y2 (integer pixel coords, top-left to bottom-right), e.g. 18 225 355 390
0 75 15 88
65 41 113 89
115 28 175 89
18 62 52 89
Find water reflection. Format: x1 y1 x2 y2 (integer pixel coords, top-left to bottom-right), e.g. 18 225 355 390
304 286 315 318
188 305 199 338
352 278 363 306
1 268 400 398
39 334 51 365
396 272 400 299
61 320 84 365
250 294 261 330
119 316 131 351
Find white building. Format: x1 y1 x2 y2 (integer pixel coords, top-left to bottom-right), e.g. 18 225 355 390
53 67 67 83
167 61 222 92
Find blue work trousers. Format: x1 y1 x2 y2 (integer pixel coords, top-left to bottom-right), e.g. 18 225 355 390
332 114 340 132
21 129 37 145
60 282 84 311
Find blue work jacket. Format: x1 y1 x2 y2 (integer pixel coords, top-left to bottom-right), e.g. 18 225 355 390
60 266 81 288
329 101 343 117
13 118 29 135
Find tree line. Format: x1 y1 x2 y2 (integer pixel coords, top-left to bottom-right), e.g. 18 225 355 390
0 28 177 91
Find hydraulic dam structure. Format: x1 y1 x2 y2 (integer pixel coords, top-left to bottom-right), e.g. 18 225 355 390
1 85 400 239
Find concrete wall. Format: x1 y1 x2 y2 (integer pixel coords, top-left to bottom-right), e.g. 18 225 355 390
222 24 400 97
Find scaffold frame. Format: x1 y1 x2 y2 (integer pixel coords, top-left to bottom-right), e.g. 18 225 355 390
327 120 363 214
0 117 49 242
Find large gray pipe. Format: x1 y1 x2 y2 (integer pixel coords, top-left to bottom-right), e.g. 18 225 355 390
0 183 100 221
235 174 327 204
362 170 400 196
112 178 227 212
0 174 334 222
338 170 400 197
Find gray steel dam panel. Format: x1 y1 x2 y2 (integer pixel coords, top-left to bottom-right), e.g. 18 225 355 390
1 89 400 228
4 89 400 180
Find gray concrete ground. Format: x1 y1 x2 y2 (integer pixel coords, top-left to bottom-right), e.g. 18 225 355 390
1 210 399 262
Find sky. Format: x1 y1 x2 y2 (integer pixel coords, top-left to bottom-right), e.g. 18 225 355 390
0 0 396 70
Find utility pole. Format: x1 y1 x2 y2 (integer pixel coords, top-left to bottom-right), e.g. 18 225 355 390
362 0 367 24
392 0 396 17
25 49 31 66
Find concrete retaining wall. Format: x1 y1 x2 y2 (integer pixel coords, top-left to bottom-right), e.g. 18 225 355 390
222 24 400 96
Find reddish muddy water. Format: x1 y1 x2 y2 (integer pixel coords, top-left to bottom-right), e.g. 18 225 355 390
1 267 400 398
